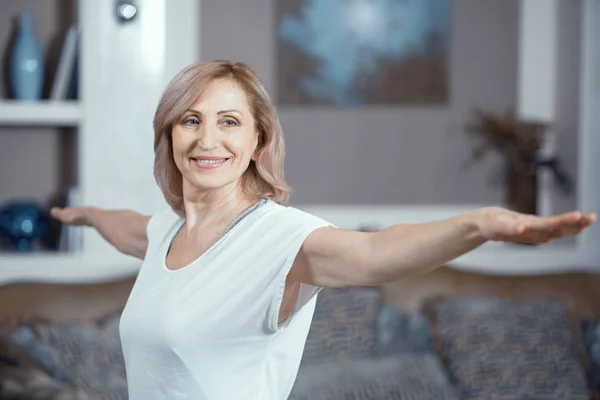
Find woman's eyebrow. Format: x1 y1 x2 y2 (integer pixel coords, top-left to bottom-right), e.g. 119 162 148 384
217 109 242 115
184 108 243 115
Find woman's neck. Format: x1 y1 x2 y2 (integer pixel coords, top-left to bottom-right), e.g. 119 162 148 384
181 183 259 230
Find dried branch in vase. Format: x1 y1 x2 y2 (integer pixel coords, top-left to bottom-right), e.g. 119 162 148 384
466 109 550 177
464 109 574 218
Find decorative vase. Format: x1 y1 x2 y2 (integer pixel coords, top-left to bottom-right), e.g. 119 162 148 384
506 162 537 216
9 12 44 100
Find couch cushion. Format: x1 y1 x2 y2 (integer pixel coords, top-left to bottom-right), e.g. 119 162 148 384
377 305 433 355
5 313 127 400
0 363 102 400
430 297 590 400
579 319 600 396
302 287 381 365
290 354 460 400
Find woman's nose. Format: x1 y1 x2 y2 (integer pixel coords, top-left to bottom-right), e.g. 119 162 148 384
197 125 219 150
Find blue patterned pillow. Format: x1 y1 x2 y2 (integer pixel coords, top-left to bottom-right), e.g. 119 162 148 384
377 305 433 355
302 287 381 365
431 298 590 400
291 354 460 400
579 319 600 396
6 313 127 400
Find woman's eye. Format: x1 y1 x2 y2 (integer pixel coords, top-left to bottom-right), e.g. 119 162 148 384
222 119 239 127
183 117 200 125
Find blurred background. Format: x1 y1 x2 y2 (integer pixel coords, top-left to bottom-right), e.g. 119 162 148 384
0 0 598 399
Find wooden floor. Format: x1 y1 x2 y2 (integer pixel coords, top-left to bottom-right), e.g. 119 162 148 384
0 265 599 327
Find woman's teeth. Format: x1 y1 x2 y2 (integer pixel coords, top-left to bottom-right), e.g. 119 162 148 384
197 158 227 164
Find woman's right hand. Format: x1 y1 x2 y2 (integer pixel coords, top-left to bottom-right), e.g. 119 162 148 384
50 206 94 226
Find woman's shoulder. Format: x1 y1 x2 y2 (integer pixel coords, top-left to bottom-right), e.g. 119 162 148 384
150 206 183 225
146 206 183 240
261 200 334 230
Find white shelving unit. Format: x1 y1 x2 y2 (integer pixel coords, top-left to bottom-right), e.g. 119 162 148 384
0 100 80 126
0 0 200 285
0 251 140 284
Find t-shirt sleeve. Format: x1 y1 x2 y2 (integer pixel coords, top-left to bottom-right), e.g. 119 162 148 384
267 209 335 333
145 207 182 252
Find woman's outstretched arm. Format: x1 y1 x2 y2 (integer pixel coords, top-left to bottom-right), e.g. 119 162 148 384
289 208 596 288
50 207 151 259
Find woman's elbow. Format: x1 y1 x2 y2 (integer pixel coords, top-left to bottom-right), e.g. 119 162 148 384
114 234 147 260
350 236 411 287
340 239 387 287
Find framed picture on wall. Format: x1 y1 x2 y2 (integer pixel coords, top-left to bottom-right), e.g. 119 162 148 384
276 0 452 107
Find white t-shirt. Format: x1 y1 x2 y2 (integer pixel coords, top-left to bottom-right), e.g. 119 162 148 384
119 200 333 399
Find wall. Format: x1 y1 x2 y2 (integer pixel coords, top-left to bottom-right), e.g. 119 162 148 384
201 0 520 205
0 0 580 212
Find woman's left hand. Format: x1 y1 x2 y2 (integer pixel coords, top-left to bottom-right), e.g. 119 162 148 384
473 207 596 244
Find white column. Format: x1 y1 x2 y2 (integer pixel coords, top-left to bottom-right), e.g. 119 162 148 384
78 0 199 259
517 0 558 217
578 0 600 261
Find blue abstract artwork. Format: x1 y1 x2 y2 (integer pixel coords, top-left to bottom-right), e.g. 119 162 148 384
276 0 452 106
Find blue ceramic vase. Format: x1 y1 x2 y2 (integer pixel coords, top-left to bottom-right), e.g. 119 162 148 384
10 12 44 100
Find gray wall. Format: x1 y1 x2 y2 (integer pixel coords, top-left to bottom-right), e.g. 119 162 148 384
202 0 520 205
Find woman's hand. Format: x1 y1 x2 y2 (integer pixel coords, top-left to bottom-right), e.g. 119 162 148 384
50 207 94 226
473 207 596 244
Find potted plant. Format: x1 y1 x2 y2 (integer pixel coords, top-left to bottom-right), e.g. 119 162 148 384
465 109 573 215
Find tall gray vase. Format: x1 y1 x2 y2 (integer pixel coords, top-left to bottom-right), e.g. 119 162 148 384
10 12 44 100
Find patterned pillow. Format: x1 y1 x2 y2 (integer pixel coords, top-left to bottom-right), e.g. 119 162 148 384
6 313 127 400
430 298 590 400
302 287 381 365
290 354 460 400
0 362 102 399
377 305 434 355
579 319 600 396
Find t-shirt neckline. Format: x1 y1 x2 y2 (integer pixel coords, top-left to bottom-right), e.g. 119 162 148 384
162 199 269 272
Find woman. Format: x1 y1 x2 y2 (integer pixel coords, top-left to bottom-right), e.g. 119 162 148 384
51 60 595 399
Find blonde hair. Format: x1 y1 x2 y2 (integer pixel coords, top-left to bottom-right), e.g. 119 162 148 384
153 60 291 213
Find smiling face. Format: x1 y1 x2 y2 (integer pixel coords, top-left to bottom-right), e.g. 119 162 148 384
171 78 259 198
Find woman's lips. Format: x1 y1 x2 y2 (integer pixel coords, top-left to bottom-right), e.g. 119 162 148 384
191 157 229 169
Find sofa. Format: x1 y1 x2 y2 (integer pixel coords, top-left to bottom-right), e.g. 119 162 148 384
0 286 598 399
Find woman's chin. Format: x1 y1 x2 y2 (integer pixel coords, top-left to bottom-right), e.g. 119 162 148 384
185 176 240 193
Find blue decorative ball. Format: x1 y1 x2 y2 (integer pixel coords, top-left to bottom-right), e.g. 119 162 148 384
0 201 49 252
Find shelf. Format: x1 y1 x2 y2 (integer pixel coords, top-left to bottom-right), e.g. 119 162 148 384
0 251 141 285
0 100 81 127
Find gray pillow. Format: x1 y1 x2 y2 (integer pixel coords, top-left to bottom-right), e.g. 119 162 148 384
431 298 590 400
302 287 381 365
377 305 433 355
290 354 460 400
0 363 102 400
6 313 127 400
579 319 600 396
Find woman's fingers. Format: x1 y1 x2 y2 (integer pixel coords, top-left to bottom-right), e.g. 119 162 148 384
49 207 88 225
517 211 595 243
50 207 64 220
